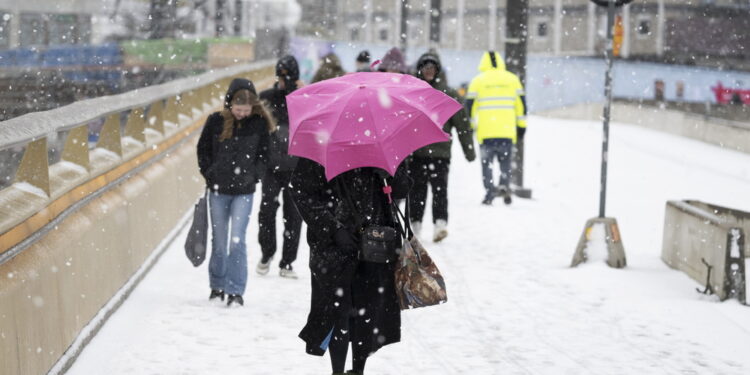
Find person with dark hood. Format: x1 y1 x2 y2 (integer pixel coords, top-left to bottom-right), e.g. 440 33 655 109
256 55 304 279
312 52 346 83
377 47 407 73
355 50 371 72
407 51 476 242
290 159 411 375
197 78 276 306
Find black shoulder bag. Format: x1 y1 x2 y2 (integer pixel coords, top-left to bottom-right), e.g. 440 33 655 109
337 178 401 264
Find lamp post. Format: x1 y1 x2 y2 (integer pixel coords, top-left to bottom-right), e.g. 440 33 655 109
571 0 633 269
505 0 532 199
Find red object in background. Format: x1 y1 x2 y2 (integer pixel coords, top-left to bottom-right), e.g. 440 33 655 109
711 82 750 105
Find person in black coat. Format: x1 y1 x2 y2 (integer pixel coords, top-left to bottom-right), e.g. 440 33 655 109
408 51 476 243
290 158 410 375
196 78 275 307
256 55 304 279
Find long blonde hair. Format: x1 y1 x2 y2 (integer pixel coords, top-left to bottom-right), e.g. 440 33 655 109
219 89 276 141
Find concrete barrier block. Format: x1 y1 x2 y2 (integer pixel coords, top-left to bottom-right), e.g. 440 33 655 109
662 200 748 303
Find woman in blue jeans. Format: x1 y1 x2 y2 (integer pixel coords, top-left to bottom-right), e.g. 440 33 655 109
197 78 275 306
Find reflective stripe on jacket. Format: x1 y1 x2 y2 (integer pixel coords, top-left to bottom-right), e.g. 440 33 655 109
466 51 526 144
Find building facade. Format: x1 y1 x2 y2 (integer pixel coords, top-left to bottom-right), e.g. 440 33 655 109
295 0 750 69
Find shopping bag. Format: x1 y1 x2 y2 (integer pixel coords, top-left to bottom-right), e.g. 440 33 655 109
394 235 447 309
184 191 208 267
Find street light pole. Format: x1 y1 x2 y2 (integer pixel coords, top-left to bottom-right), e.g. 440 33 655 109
571 0 632 269
505 0 531 198
599 0 615 218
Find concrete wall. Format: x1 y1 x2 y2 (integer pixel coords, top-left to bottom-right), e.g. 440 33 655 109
538 102 750 154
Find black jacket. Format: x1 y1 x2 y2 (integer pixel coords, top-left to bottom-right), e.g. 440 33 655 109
260 84 298 172
290 158 410 356
196 112 269 195
412 52 475 161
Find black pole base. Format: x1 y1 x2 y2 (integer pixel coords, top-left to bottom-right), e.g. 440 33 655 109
512 186 533 199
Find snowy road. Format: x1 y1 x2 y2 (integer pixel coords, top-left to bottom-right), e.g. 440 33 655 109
66 116 750 375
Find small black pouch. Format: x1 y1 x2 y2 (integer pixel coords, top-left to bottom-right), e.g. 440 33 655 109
360 225 400 263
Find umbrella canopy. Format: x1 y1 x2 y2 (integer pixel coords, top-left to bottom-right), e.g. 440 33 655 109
286 72 461 180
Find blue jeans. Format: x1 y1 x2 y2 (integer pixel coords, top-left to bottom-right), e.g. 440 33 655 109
480 138 513 197
208 192 254 296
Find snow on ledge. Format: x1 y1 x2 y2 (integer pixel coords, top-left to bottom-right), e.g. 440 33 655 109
13 182 48 199
56 161 88 175
0 60 275 149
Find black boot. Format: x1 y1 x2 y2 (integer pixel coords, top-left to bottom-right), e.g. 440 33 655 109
498 186 512 205
209 289 225 301
227 294 244 307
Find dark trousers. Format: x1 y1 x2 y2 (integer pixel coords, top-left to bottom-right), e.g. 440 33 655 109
258 169 302 267
480 138 513 197
407 157 450 224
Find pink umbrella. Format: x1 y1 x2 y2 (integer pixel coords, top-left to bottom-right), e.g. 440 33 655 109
286 72 462 180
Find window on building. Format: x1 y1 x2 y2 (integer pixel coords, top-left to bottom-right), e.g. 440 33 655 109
537 22 548 38
636 16 652 38
379 28 388 41
350 28 360 41
19 13 48 46
49 14 78 45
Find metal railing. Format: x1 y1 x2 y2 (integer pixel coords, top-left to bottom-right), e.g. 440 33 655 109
0 59 276 263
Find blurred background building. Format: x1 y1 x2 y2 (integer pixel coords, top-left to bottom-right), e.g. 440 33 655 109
295 0 750 71
0 0 747 121
0 0 300 120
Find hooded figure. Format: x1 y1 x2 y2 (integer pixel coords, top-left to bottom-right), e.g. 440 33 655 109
407 51 476 242
290 159 410 374
378 47 406 73
465 51 527 205
201 78 270 195
223 78 256 109
256 55 304 278
355 50 371 72
197 78 275 306
311 53 346 83
274 54 300 94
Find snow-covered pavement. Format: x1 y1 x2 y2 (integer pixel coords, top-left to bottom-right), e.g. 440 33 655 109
66 115 750 375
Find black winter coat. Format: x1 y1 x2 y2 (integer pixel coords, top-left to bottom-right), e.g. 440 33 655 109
196 112 270 195
412 52 475 161
290 158 410 357
260 84 298 173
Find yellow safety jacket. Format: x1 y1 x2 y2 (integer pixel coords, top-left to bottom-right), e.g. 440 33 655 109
466 51 527 144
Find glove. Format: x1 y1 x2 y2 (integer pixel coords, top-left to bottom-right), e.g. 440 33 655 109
517 126 526 140
334 227 358 250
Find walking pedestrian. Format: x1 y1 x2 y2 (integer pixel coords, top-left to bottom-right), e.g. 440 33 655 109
196 78 276 306
465 51 527 205
256 55 304 279
377 47 407 73
285 67 461 374
408 51 476 242
290 159 410 375
355 50 372 72
312 52 346 83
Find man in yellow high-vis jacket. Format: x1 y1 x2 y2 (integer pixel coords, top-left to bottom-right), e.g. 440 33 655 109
465 51 527 205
